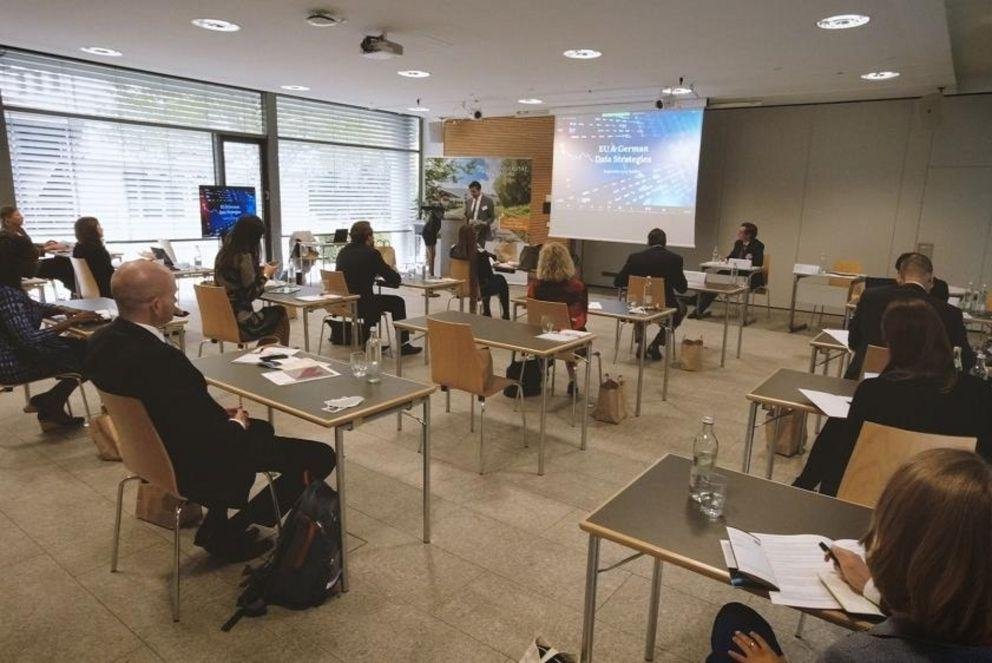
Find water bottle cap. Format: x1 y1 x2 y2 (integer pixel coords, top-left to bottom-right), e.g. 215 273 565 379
702 415 714 425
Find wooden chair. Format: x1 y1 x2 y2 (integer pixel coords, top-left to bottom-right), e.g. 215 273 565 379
615 275 667 362
861 344 890 379
194 283 246 356
446 258 475 312
377 245 397 269
318 270 361 354
100 389 282 621
525 298 592 426
751 253 771 319
427 318 527 474
837 421 976 507
69 257 101 299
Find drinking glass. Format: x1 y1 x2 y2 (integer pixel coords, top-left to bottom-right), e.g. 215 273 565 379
541 315 555 334
697 473 727 519
643 290 654 309
350 351 367 378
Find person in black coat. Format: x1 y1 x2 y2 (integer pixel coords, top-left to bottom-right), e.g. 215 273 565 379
692 222 765 317
794 297 991 495
449 223 510 319
845 252 973 379
614 228 688 359
85 260 335 562
335 221 421 355
71 216 115 297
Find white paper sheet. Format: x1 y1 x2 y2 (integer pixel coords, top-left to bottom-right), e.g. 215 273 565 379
262 359 340 386
726 527 778 589
754 533 841 610
587 301 603 310
231 346 301 364
793 263 822 276
296 294 341 302
537 330 591 342
799 389 852 419
823 328 850 347
862 372 879 380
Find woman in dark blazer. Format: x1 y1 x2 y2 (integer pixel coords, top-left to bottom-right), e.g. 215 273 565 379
449 223 509 319
72 216 115 297
794 298 992 495
214 215 288 346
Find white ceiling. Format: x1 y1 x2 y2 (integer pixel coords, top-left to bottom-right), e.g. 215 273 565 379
0 0 961 119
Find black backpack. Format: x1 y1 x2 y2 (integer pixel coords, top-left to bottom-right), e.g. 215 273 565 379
503 358 545 398
221 480 343 631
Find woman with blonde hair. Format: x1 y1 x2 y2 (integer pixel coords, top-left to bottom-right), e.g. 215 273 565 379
707 448 992 662
528 242 588 394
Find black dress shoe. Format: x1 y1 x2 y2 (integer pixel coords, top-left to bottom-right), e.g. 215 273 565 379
400 343 423 356
646 345 663 361
196 526 271 563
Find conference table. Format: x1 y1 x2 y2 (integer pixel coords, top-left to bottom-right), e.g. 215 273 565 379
787 268 864 333
682 279 748 367
192 349 436 593
809 331 851 377
392 310 595 475
579 454 874 662
510 296 676 416
381 275 465 363
700 260 762 325
742 368 858 479
52 297 188 351
261 285 361 352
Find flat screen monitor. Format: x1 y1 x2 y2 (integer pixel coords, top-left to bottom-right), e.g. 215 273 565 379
199 186 257 237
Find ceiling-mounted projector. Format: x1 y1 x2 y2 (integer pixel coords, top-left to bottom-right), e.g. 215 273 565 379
361 34 403 59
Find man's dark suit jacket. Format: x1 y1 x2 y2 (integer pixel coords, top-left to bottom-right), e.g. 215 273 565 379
845 283 974 379
728 238 765 288
613 245 688 309
85 319 255 507
335 242 401 321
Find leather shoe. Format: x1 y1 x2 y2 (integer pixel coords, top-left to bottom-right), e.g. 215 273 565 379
646 345 663 361
400 343 423 356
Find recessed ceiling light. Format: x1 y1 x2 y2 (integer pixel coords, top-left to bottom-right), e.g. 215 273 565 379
817 14 870 30
563 49 602 60
281 85 310 91
861 71 900 80
80 46 122 57
661 86 692 95
407 106 430 113
518 98 544 104
191 18 241 32
397 70 430 78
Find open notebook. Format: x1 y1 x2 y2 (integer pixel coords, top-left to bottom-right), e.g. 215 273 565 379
722 527 883 616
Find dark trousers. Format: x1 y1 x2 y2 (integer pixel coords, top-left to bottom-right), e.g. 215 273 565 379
792 418 850 496
36 255 75 292
481 275 510 319
635 302 685 347
707 602 783 663
363 294 410 344
210 420 335 531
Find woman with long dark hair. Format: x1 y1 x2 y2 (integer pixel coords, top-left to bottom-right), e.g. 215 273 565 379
72 216 114 297
214 215 289 345
449 223 509 318
794 298 992 494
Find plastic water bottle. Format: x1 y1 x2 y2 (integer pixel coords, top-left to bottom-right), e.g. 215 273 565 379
971 352 988 380
365 327 382 383
193 245 202 268
711 246 720 263
690 416 719 502
954 346 964 372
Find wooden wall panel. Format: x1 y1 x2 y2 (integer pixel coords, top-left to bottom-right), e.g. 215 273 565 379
443 116 554 243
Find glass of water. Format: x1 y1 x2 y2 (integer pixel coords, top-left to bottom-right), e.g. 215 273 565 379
697 473 727 519
540 315 555 334
350 351 367 379
643 290 654 309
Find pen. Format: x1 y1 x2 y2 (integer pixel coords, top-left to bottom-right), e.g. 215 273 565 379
819 541 838 563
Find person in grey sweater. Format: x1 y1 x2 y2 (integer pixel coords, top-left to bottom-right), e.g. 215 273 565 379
706 448 992 662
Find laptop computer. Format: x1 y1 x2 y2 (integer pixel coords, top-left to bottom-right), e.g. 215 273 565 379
150 247 177 270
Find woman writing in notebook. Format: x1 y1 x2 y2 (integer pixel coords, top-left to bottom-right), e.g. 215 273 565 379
707 448 992 662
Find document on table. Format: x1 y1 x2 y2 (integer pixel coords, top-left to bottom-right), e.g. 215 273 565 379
232 346 301 363
823 328 850 347
537 330 592 342
799 389 852 418
685 270 707 288
587 301 603 310
296 294 341 302
262 357 340 385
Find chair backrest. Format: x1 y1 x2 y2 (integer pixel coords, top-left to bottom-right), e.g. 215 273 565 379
194 283 242 343
829 259 863 288
526 298 571 331
69 257 101 299
98 389 183 497
837 421 976 507
448 258 474 298
157 239 178 264
378 245 397 269
427 318 489 394
861 344 890 378
626 275 666 307
760 253 770 279
320 269 351 295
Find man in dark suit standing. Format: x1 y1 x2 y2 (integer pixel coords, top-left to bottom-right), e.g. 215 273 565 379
692 222 765 318
335 221 422 355
85 261 335 562
845 252 974 379
614 228 688 360
463 181 496 247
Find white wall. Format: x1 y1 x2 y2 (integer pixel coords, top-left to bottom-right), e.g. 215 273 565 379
580 93 992 305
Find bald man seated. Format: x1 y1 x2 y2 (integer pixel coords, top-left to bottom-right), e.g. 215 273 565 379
85 261 334 562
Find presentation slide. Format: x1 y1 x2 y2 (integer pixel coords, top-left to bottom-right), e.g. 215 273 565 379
549 108 704 247
199 185 257 237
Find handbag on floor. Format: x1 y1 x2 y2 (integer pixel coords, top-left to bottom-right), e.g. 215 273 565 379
519 636 576 663
593 374 628 424
764 407 808 457
680 337 705 372
88 412 121 461
503 358 544 398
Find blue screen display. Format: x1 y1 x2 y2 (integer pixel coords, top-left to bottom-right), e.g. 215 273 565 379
199 186 257 237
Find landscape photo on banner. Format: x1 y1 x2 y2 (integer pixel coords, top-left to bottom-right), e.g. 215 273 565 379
424 157 533 242
549 108 704 247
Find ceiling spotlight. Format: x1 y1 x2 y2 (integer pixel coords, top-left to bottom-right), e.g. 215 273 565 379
397 70 430 78
817 14 870 30
861 71 900 80
80 46 122 57
306 10 345 27
518 98 544 104
563 49 602 60
191 18 241 32
281 85 310 91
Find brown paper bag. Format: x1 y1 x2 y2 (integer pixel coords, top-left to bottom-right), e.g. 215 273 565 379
88 413 122 461
764 407 808 457
593 374 628 424
135 483 203 529
680 338 705 372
